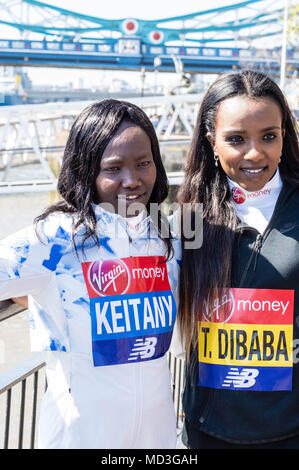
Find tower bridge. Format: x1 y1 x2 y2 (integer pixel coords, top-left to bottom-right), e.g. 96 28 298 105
0 38 297 75
0 0 297 75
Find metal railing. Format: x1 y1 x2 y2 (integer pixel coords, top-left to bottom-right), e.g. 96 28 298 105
0 353 46 449
0 300 185 449
0 301 47 449
0 140 187 193
169 351 185 430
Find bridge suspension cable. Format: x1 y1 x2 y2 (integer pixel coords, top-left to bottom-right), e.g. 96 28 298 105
0 0 294 49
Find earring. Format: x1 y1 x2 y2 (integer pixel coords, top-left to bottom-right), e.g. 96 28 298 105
214 153 219 167
279 155 282 163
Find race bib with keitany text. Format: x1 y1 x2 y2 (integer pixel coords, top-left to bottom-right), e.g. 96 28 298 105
82 256 176 366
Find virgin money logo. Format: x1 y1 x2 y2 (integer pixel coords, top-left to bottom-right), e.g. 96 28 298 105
232 187 246 204
204 290 235 323
88 259 129 296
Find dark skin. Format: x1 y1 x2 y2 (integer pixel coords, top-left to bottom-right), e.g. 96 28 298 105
12 296 28 309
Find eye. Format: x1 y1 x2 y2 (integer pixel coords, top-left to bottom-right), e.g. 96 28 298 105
226 135 244 145
103 166 120 173
138 160 151 167
263 133 277 142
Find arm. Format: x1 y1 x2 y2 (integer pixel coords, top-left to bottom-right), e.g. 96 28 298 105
0 223 54 301
11 296 29 309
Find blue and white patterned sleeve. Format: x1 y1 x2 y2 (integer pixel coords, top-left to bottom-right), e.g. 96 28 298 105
0 215 68 300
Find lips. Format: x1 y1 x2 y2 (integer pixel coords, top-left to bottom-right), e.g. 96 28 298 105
118 193 146 201
241 167 267 177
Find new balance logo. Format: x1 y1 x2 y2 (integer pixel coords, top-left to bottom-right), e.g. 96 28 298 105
222 367 259 389
128 337 157 361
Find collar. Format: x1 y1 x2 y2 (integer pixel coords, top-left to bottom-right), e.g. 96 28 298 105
227 169 283 234
227 169 282 208
91 203 156 238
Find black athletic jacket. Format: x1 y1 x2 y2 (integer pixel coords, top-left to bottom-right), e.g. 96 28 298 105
183 182 299 444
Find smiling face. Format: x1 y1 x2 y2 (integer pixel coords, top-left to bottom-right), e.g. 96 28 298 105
95 120 157 216
208 95 285 192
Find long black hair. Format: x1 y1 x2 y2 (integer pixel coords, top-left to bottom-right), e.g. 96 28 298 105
35 99 172 257
177 69 299 360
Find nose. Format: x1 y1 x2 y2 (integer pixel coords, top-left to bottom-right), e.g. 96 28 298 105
243 140 264 161
122 169 142 188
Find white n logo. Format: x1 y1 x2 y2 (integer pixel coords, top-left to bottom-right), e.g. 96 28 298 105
222 367 259 389
128 337 158 361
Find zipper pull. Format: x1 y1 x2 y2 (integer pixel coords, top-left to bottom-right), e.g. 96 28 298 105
128 233 133 258
253 233 262 271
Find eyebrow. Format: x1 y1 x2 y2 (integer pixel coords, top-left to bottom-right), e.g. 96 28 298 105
261 126 282 132
223 125 281 134
101 153 152 164
101 157 122 164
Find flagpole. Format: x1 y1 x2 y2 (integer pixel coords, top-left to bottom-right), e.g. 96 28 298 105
280 0 289 90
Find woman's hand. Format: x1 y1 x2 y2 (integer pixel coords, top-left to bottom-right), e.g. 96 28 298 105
11 296 28 309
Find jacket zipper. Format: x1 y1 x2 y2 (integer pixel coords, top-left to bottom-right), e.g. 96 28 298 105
252 233 262 271
127 229 143 446
237 184 289 288
200 184 294 433
238 230 262 288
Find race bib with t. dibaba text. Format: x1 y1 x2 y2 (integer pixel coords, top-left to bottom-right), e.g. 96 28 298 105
198 288 294 391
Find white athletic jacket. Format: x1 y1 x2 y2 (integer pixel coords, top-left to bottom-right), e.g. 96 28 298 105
0 205 181 449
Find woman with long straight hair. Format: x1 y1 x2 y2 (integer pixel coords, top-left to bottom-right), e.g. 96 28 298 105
177 70 299 448
0 99 181 449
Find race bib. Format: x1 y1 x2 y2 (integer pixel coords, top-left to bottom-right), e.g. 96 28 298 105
198 288 294 391
82 256 176 366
